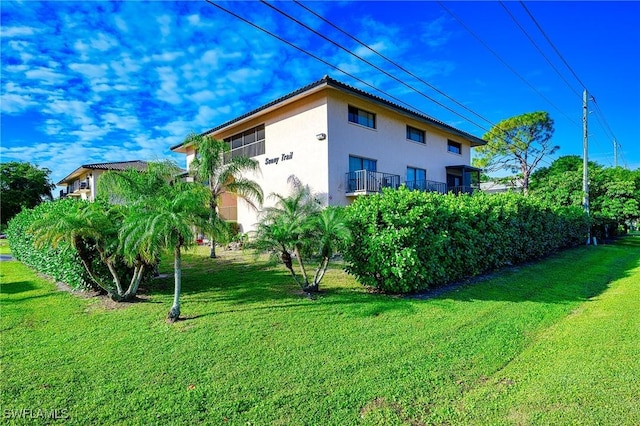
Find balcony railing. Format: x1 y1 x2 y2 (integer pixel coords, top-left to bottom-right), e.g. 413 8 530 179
346 170 401 194
448 185 479 195
405 179 447 194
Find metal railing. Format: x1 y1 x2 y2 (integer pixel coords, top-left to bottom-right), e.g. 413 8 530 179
448 185 479 195
346 170 400 193
405 179 447 194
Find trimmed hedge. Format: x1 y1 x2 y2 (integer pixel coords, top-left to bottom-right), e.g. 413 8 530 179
6 198 94 290
342 188 589 293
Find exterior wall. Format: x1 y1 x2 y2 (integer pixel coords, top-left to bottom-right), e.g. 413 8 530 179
188 92 330 233
182 85 478 234
325 90 473 206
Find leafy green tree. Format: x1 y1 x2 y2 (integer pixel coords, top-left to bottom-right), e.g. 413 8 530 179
473 111 558 195
252 177 349 293
530 156 640 236
101 159 216 320
186 133 264 258
29 200 153 300
120 179 213 321
1 162 55 226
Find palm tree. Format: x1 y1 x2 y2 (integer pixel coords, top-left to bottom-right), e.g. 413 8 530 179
121 180 213 321
186 133 264 258
30 200 153 301
253 177 349 293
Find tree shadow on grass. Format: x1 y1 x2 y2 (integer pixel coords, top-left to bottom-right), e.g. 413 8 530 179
416 237 640 305
144 250 418 320
0 280 36 295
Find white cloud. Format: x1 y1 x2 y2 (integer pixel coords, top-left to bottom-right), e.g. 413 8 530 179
90 32 118 51
0 93 36 114
227 68 264 85
0 26 39 37
151 51 184 62
102 112 140 131
114 15 128 32
157 15 172 37
70 124 111 141
420 16 452 48
188 90 218 104
155 66 182 105
24 67 67 85
69 63 109 79
110 55 142 78
44 100 93 126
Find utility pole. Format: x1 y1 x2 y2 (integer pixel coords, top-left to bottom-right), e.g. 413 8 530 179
582 89 591 245
613 139 618 168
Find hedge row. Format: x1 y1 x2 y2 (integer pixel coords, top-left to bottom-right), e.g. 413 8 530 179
341 188 589 293
6 198 94 290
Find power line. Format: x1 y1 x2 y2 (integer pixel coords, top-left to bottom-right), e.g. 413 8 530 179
266 0 563 160
292 0 497 130
499 1 581 99
207 1 582 176
259 0 490 132
437 1 580 128
204 0 490 135
519 1 588 91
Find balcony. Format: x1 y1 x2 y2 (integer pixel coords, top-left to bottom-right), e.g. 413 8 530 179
346 170 400 195
405 179 448 194
448 185 479 195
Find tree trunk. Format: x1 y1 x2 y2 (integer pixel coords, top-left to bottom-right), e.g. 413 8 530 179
168 244 182 322
209 197 217 258
122 263 145 301
293 245 309 287
209 240 216 259
312 256 330 290
73 236 113 295
280 249 306 291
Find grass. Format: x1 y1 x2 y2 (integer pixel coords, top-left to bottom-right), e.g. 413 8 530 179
1 238 639 425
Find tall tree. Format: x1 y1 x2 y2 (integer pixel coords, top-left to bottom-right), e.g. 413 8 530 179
1 162 55 225
473 111 558 195
530 156 640 236
186 133 264 258
120 180 213 321
101 159 216 321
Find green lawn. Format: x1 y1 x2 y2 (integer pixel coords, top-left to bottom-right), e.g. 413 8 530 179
1 238 639 425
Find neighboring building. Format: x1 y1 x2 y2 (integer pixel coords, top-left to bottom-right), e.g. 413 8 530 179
171 76 486 232
57 160 147 201
480 179 524 194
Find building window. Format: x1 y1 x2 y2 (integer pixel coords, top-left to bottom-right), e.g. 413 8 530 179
447 140 462 155
349 155 377 172
223 124 266 162
406 167 426 184
348 105 376 129
406 125 425 143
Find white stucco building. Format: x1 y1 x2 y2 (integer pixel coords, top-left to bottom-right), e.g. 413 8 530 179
57 160 148 201
171 76 486 232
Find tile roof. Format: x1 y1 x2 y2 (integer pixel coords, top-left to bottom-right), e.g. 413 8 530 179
170 75 487 151
57 160 147 185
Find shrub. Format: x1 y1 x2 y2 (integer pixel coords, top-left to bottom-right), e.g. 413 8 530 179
6 198 157 295
6 198 94 290
341 188 589 293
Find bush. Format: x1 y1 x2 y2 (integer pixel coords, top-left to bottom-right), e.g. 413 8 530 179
6 198 94 290
341 188 589 293
6 198 157 294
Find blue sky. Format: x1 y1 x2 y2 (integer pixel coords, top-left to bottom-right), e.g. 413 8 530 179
2 1 639 188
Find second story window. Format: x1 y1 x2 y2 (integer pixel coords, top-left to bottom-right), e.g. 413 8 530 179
223 124 266 162
348 105 376 129
447 140 462 155
406 125 425 143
